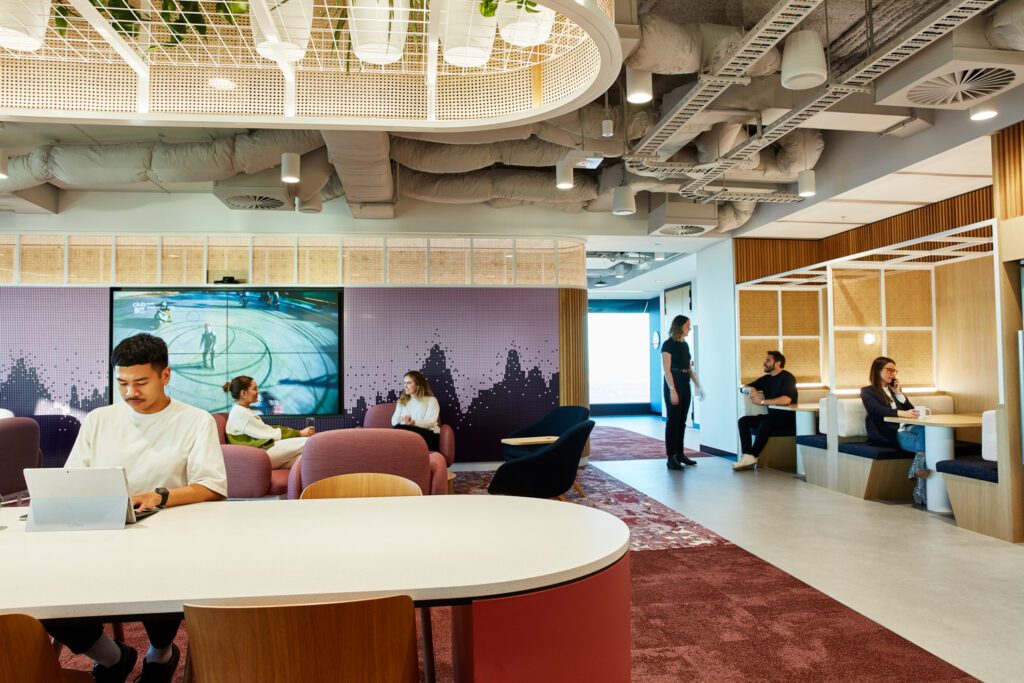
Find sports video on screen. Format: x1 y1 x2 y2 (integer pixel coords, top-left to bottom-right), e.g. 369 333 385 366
111 289 340 415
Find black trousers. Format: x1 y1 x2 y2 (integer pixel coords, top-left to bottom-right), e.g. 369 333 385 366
738 413 795 458
393 424 440 452
44 617 181 654
663 371 692 458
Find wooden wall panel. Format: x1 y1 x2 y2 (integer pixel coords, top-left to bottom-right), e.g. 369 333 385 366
885 270 932 327
558 288 589 409
834 330 882 389
993 122 1024 220
738 290 779 336
886 330 934 388
833 271 881 327
781 290 820 336
735 187 993 283
935 256 999 445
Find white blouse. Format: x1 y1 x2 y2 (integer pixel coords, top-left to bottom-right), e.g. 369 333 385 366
391 395 441 434
227 403 283 441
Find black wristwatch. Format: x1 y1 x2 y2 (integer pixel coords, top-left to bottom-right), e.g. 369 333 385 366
155 487 169 508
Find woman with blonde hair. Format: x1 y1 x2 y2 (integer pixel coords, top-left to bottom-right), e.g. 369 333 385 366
223 375 314 468
391 370 441 451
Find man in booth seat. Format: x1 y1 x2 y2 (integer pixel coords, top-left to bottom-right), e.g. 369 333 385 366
44 333 227 683
734 350 799 471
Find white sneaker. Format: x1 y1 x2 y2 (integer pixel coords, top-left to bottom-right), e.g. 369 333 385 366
732 454 758 471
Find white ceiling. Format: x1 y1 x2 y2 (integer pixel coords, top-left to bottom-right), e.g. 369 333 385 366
742 136 993 240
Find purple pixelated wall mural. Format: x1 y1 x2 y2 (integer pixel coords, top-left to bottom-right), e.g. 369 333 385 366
344 288 560 461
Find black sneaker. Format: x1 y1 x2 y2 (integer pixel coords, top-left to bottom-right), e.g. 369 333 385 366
92 641 138 683
134 644 180 683
678 453 698 466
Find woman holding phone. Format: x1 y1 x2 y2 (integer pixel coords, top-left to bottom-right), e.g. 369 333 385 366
860 357 928 505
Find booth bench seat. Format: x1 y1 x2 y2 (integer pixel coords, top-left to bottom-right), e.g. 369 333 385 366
938 411 1004 538
937 457 998 483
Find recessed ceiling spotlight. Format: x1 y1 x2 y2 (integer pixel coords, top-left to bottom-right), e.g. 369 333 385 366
593 279 609 288
969 102 998 121
208 77 237 91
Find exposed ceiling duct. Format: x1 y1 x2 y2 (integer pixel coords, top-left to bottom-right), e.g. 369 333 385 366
586 250 684 287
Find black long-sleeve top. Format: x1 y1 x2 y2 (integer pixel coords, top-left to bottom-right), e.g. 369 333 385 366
859 386 914 447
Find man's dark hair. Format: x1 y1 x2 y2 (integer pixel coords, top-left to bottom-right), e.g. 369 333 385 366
767 350 786 369
112 333 169 372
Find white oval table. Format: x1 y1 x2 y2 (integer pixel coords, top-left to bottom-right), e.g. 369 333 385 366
0 495 632 682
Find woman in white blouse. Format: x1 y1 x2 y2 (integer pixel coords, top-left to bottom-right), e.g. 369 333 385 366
223 376 314 468
391 371 441 451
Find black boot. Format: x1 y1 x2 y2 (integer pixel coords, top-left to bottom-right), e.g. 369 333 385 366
666 454 684 471
678 453 698 466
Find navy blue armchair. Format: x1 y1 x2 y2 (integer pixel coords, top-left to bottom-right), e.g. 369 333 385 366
503 405 590 462
488 420 595 499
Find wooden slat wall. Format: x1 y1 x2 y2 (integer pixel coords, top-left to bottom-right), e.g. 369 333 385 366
558 288 589 409
993 122 1024 219
734 187 994 283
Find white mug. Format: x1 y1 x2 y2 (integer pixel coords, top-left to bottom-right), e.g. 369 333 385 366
916 406 932 418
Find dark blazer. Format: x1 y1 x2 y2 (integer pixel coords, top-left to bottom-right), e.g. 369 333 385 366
860 386 914 447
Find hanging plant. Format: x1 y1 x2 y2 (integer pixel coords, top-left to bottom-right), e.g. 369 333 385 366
479 0 539 18
52 0 248 47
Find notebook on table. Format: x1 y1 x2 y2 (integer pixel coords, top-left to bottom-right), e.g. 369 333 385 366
24 467 158 532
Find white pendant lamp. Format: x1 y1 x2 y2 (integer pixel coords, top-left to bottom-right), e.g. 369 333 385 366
612 185 635 216
440 0 498 68
281 152 301 184
496 1 555 48
601 118 614 138
969 102 998 121
251 0 315 63
0 0 51 51
625 66 652 104
797 169 816 198
0 149 8 180
350 0 411 66
555 159 574 190
780 30 827 90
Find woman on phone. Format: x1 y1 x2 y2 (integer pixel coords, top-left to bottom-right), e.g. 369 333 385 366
223 375 314 468
661 315 704 471
860 357 927 505
392 371 441 451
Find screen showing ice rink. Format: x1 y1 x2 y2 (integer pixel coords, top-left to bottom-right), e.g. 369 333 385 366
111 289 340 415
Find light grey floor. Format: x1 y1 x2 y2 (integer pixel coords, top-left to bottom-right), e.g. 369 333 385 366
590 415 1024 683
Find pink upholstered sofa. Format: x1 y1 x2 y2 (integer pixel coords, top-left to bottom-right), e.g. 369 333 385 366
212 412 291 498
287 428 448 498
362 402 455 466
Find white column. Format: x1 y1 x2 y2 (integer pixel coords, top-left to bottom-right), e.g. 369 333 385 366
924 425 954 514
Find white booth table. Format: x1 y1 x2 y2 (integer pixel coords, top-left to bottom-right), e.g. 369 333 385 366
769 403 820 477
885 414 984 514
0 496 632 682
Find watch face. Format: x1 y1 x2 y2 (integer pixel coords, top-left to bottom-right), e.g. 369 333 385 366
651 330 661 349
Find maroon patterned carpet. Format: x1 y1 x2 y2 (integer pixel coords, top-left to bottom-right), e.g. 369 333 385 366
61 465 974 682
588 425 708 461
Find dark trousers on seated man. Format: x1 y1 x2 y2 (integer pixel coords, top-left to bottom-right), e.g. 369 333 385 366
45 618 181 655
737 412 796 460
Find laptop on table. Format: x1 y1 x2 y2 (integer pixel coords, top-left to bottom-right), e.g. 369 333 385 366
24 467 159 532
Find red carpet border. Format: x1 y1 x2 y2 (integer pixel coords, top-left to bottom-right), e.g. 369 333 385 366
588 425 708 462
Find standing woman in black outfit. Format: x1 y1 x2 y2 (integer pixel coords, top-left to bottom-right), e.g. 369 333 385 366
662 315 704 470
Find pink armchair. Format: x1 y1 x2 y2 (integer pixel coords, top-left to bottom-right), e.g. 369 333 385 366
212 412 290 498
363 403 455 466
287 428 448 498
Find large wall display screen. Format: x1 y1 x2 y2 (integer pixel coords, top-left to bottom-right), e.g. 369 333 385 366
111 289 340 415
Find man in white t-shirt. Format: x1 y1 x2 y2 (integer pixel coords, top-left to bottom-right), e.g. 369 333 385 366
45 333 226 683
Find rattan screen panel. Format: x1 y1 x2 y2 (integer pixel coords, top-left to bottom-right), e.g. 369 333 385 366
68 235 112 284
151 66 284 115
206 236 248 283
0 59 137 112
0 236 15 284
885 270 932 327
514 239 555 286
780 290 819 336
427 238 470 285
387 237 428 285
161 236 204 284
739 340 771 385
437 70 532 121
834 330 882 389
738 290 779 337
886 330 934 387
342 237 384 285
833 271 881 328
541 36 599 107
298 72 426 119
298 236 340 285
557 240 584 287
114 236 158 284
782 338 821 384
18 235 65 284
252 236 295 284
472 238 513 286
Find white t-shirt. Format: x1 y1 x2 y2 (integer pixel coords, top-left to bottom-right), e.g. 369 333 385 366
226 403 283 441
66 399 227 497
391 395 441 433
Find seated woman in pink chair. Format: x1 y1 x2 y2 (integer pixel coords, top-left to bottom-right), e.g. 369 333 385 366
223 375 314 468
392 371 441 452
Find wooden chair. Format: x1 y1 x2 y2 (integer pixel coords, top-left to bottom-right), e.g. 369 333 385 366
0 613 93 682
300 472 423 500
183 596 418 683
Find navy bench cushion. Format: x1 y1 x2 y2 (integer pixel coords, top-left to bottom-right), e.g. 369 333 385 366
936 457 998 483
837 442 910 460
796 434 826 449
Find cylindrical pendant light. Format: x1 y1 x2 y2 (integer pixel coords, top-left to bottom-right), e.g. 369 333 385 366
556 159 574 190
798 169 816 198
601 118 614 138
281 152 301 184
298 194 323 213
612 185 636 216
781 30 827 90
969 102 998 121
625 67 652 104
0 149 8 180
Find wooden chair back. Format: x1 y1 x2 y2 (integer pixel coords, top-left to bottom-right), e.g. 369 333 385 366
300 472 424 500
0 613 92 683
184 596 418 683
